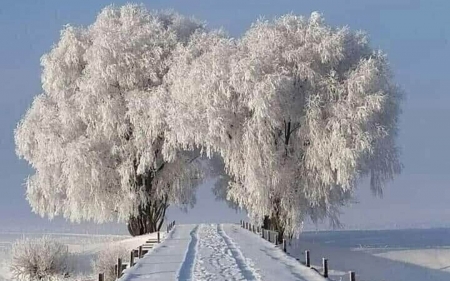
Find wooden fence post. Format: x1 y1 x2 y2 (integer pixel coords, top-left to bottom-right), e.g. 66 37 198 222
98 273 104 281
322 258 328 278
282 239 287 252
138 246 143 258
117 258 122 278
350 271 356 281
305 250 310 267
157 231 160 243
274 233 278 245
130 251 134 267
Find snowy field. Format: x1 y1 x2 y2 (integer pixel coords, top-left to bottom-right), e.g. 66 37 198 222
2 227 450 281
0 231 160 281
294 228 450 281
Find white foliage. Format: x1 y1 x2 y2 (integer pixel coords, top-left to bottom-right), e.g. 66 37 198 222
166 13 402 236
15 4 204 223
10 237 69 281
15 5 401 236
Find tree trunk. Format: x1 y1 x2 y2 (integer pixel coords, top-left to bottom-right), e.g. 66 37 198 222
263 198 288 244
127 196 169 236
127 155 169 236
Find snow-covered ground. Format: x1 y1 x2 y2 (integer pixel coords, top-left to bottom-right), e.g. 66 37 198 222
121 223 325 281
0 231 161 281
3 226 450 281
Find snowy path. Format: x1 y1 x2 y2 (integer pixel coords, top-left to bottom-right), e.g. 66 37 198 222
192 224 259 280
121 223 325 281
121 224 197 281
222 224 325 281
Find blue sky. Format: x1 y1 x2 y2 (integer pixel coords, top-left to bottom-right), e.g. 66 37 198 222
1 0 450 232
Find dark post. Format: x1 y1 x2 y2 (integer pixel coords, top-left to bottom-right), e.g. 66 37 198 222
322 258 328 278
282 239 287 252
138 246 143 258
98 273 104 281
305 250 310 267
350 271 356 281
157 231 160 243
117 258 122 278
274 233 278 245
130 251 135 267
114 265 117 277
261 228 264 238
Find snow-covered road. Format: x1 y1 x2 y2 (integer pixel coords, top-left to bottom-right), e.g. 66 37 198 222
120 223 325 281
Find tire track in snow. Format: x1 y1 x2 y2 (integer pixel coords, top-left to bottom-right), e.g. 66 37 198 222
218 224 260 281
191 224 260 281
193 224 243 280
177 225 199 281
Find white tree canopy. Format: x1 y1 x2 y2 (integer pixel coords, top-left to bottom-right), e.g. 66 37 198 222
166 13 402 235
15 4 204 223
16 5 401 235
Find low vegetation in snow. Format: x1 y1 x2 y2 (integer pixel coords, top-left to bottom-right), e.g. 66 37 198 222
10 236 69 281
91 245 129 281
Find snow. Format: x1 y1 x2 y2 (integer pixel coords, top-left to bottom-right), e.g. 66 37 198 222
374 248 450 272
222 224 325 281
120 224 196 281
292 228 450 281
0 231 162 280
121 223 325 281
3 226 450 281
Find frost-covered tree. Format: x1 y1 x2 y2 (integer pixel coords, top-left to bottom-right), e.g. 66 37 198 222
166 13 402 239
16 6 401 239
15 4 204 235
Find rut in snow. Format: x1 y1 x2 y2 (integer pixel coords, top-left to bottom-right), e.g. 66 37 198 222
191 224 259 281
177 225 200 280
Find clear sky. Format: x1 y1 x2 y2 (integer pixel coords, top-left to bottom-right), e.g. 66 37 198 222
1 0 450 233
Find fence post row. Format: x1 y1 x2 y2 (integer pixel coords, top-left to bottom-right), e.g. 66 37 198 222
239 221 355 281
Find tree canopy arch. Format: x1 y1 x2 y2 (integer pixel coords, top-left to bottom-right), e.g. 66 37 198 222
15 4 401 237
